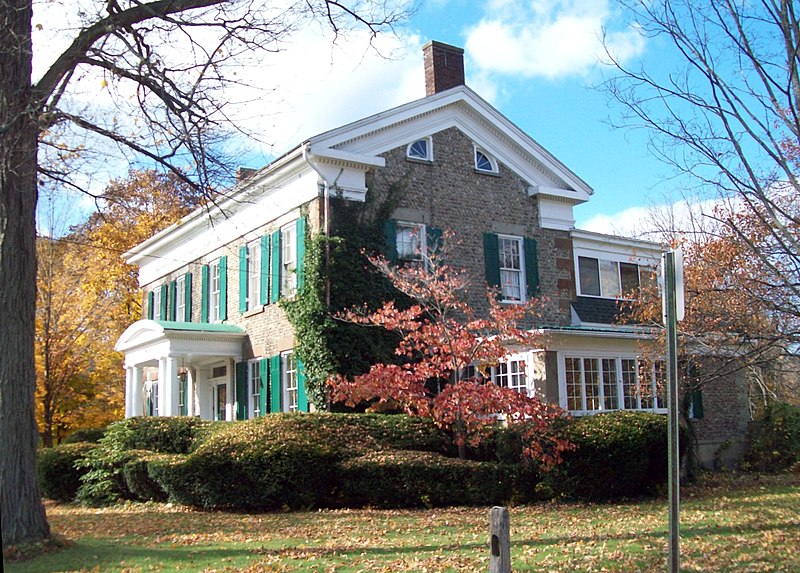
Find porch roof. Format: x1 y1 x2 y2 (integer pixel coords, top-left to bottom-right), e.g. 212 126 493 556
115 319 247 368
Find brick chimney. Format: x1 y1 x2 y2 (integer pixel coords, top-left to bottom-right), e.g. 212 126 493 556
423 41 465 96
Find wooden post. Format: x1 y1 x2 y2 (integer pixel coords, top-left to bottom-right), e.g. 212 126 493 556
490 506 511 573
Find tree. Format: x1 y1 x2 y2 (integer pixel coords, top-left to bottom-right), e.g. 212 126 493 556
604 1 800 342
329 241 571 466
1 0 406 548
35 170 204 447
626 197 799 413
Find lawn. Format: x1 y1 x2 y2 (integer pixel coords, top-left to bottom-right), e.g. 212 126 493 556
5 473 800 572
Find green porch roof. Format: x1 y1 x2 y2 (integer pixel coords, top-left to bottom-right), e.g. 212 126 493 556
153 320 246 334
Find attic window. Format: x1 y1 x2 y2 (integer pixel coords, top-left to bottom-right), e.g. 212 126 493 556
475 147 498 173
407 138 432 161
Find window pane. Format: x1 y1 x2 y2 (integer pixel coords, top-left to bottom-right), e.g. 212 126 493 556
565 357 583 411
578 257 600 296
620 262 640 296
210 262 220 321
248 242 261 309
599 260 621 298
283 352 298 412
499 237 523 301
475 149 494 172
622 359 639 409
281 226 297 296
249 361 261 418
396 223 424 261
638 362 655 409
408 139 428 160
602 358 618 410
584 358 600 410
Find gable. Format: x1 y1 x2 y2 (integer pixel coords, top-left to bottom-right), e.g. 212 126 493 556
307 85 592 205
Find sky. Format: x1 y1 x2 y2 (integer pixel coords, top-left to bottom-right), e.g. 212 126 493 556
32 0 696 238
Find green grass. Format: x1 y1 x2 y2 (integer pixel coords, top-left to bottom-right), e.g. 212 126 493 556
5 473 800 572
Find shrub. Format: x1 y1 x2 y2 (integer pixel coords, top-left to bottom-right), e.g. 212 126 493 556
745 402 800 473
122 452 170 502
63 427 107 444
337 450 532 508
548 411 684 501
101 416 218 454
38 443 97 502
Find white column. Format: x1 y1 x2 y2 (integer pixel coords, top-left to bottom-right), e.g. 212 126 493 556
160 356 180 416
131 366 144 416
186 367 195 417
125 367 134 418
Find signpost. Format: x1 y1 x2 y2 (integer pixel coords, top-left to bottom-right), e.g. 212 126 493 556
662 248 684 573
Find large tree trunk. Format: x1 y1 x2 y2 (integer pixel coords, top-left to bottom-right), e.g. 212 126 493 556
1 0 51 548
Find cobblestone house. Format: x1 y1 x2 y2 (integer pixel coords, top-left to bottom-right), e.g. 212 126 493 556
116 41 750 467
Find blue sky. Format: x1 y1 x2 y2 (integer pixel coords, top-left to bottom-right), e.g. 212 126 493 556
33 0 690 237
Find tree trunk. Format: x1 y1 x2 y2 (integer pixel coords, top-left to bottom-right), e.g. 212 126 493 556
1 0 51 548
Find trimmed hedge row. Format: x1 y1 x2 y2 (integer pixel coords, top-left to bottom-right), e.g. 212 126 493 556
38 442 98 502
42 410 679 508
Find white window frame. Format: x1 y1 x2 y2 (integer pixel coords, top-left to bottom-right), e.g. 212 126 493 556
209 259 221 322
406 137 432 161
474 146 498 173
498 235 526 303
175 275 186 322
576 256 651 300
493 358 528 394
248 359 262 418
282 351 298 413
246 240 261 311
151 287 162 320
281 223 297 297
396 221 426 262
560 352 667 415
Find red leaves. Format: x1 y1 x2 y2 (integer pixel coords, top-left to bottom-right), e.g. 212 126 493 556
329 233 570 468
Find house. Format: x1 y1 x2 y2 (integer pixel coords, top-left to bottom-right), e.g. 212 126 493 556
115 41 750 467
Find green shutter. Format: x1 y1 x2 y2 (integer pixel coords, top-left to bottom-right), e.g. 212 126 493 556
259 358 268 416
218 256 228 321
184 272 192 322
169 281 178 321
523 237 539 297
269 355 281 413
260 234 270 305
147 291 155 320
426 226 442 256
384 219 398 263
296 217 306 292
180 374 188 416
297 359 309 412
690 390 704 419
270 230 281 303
483 233 501 290
239 245 248 313
200 265 209 323
159 284 169 320
235 362 248 420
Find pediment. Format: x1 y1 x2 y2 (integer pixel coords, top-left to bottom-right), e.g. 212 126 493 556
307 86 592 205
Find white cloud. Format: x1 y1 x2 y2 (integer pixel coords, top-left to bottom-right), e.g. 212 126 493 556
464 0 645 80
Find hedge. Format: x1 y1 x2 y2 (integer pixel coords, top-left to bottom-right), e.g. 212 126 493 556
547 411 685 501
38 442 97 502
745 402 800 473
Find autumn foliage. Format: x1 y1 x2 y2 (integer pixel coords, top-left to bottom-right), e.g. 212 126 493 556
329 240 570 466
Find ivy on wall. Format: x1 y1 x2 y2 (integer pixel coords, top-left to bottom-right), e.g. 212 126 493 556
282 187 408 410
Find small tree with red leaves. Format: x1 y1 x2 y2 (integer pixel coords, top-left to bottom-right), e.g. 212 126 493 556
329 236 571 466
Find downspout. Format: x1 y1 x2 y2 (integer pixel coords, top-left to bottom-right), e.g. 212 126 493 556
302 143 342 307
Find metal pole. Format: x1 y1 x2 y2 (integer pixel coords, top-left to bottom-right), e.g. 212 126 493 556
664 251 680 573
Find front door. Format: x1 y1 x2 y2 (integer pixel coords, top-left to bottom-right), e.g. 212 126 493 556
216 383 227 421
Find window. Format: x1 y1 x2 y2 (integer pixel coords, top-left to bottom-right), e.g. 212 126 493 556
178 370 187 416
499 236 524 302
475 147 497 173
281 223 297 297
396 222 426 262
282 351 298 412
563 355 665 414
211 364 227 379
249 360 262 418
215 383 227 421
209 260 221 321
148 381 159 416
407 138 432 161
577 257 652 299
151 288 162 320
240 240 262 312
484 234 538 303
495 359 527 393
175 275 186 322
